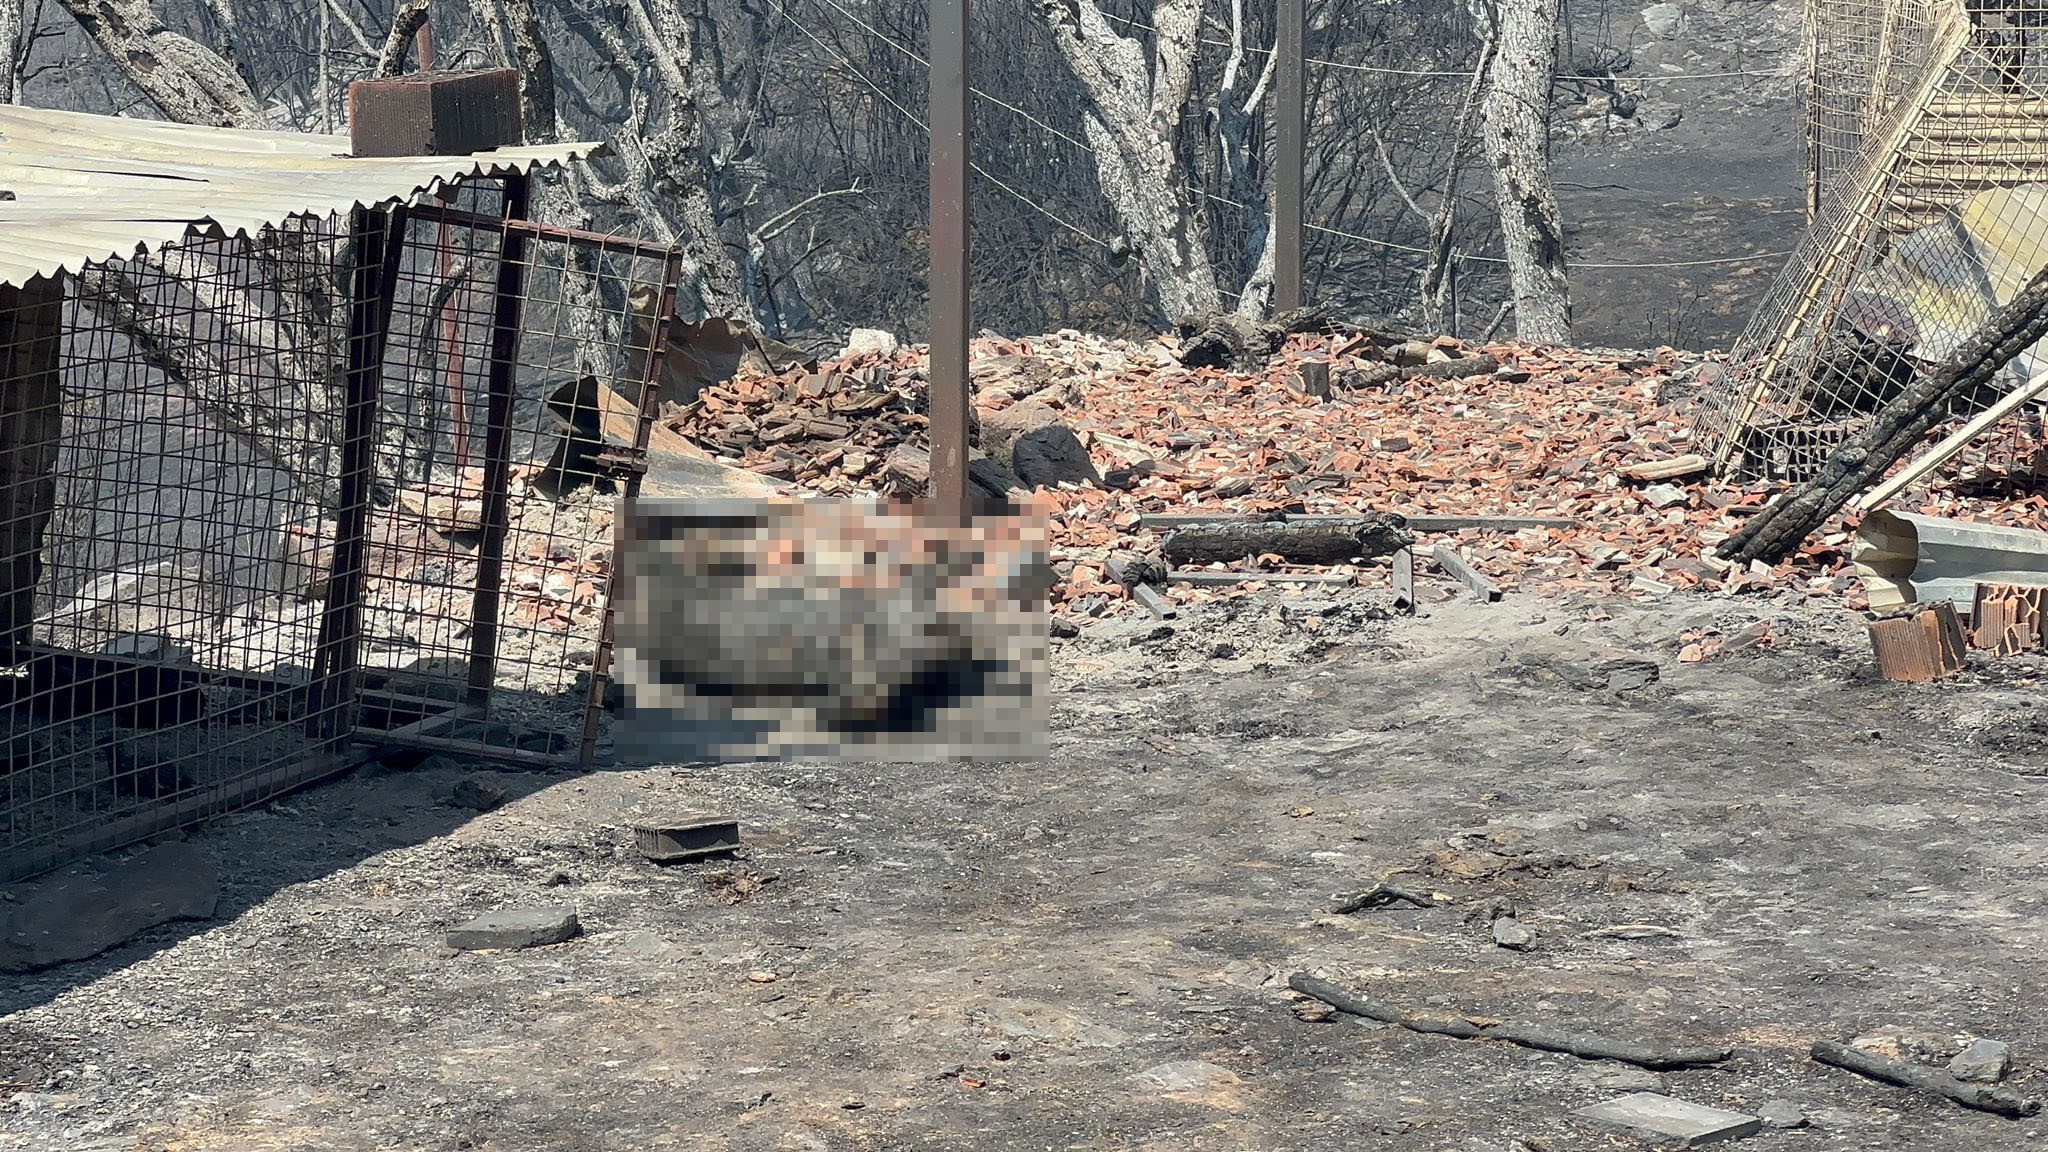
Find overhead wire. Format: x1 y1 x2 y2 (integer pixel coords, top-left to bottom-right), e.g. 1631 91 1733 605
806 0 1102 157
1095 9 1785 82
782 1 1791 274
772 0 1112 249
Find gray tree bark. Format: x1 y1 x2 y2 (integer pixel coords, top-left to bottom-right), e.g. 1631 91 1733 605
53 0 265 128
1421 33 1495 330
0 0 22 104
1479 0 1570 343
1212 0 1278 319
377 0 431 77
1039 0 1223 326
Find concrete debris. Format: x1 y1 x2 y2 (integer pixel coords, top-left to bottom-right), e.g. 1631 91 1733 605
1623 454 1709 482
1491 917 1536 951
842 328 900 358
446 907 582 952
1642 483 1691 510
1949 1039 2013 1084
981 401 1100 488
1757 1100 1808 1129
0 843 219 972
1571 1092 1761 1146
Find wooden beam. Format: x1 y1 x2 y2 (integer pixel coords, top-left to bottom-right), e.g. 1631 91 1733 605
1168 570 1355 587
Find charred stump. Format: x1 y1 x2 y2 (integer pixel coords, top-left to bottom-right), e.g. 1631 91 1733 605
1720 266 2048 566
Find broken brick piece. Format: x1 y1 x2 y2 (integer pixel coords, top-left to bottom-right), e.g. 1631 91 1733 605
1868 601 1966 682
1969 583 2048 656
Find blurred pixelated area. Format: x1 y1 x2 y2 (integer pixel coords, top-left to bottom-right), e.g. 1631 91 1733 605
611 497 1049 762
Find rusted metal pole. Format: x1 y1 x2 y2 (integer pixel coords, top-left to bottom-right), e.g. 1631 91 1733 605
466 173 531 710
580 248 690 768
928 0 971 515
311 205 405 743
1275 0 1305 314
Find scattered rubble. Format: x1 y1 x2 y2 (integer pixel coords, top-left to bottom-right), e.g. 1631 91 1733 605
663 328 1901 623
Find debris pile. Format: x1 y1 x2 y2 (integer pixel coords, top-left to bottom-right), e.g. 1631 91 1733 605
650 318 2048 625
663 328 1865 612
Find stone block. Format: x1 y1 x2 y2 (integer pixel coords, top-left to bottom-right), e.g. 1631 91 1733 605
447 907 581 951
1572 1093 1761 1147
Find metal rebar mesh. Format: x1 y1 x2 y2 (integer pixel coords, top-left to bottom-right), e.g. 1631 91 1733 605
2 218 356 880
2 174 683 879
359 185 680 767
1698 0 2048 481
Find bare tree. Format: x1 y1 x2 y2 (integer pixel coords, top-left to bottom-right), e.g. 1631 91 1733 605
1477 0 1570 343
52 0 264 127
1209 0 1278 318
1 0 22 103
1037 0 1223 325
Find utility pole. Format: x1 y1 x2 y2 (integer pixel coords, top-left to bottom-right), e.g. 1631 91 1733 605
929 0 971 514
1274 0 1305 313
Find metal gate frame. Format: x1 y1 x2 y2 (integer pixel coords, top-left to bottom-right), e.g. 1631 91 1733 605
343 189 687 771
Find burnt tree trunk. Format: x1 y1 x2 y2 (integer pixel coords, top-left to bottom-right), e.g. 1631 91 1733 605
1162 516 1413 567
1481 0 1571 343
1038 0 1223 326
1721 265 2048 565
53 0 265 128
0 0 22 104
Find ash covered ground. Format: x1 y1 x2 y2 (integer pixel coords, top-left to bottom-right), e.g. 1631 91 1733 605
2 585 2045 1151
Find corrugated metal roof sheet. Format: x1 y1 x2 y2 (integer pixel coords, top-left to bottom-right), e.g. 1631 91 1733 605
0 105 597 288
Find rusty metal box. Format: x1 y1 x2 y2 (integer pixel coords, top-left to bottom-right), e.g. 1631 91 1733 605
348 69 523 157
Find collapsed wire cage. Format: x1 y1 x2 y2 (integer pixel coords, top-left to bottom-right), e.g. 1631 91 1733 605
1697 0 2048 481
0 172 684 881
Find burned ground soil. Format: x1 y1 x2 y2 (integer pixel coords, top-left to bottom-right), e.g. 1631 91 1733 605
1 585 2044 1151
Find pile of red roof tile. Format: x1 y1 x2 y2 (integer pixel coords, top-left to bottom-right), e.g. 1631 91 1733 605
659 328 2030 617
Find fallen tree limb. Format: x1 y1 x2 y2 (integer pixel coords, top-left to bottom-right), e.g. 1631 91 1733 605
1288 972 1732 1070
1720 265 2048 565
1161 515 1412 566
1331 881 1435 913
1811 1040 2040 1118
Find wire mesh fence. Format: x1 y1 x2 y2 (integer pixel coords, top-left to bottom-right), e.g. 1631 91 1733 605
1697 0 2048 481
0 176 678 880
1 217 360 880
357 194 682 768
